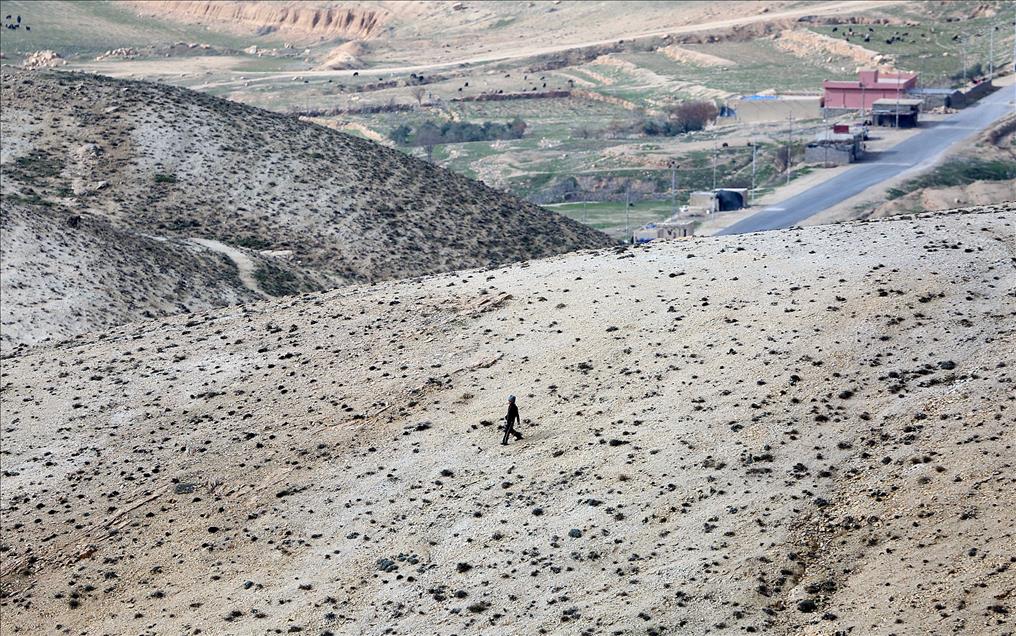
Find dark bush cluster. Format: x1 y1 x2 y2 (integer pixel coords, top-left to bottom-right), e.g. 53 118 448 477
640 100 720 137
389 117 528 146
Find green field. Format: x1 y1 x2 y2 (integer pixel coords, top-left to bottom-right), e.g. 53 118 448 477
0 0 279 57
545 199 683 238
812 14 1015 86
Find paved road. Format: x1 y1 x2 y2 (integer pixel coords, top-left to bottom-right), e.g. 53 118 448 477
718 83 1016 235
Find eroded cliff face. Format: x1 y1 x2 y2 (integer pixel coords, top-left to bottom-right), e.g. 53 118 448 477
124 1 390 40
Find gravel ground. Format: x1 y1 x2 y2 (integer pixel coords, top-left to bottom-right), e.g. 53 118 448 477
1 205 1014 635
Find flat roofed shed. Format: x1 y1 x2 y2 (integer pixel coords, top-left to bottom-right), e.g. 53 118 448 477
871 98 921 128
871 98 924 108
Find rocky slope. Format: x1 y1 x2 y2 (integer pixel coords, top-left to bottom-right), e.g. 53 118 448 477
0 200 325 354
1 205 1013 635
0 67 612 352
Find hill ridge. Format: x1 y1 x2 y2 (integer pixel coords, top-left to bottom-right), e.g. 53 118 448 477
1 66 613 353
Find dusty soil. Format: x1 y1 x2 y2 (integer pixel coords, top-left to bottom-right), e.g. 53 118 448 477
181 1 905 90
0 201 319 354
659 44 734 68
1 205 1013 636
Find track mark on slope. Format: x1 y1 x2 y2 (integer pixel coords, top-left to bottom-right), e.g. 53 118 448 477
189 238 268 299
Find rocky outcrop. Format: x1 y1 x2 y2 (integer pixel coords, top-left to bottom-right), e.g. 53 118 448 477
21 50 65 69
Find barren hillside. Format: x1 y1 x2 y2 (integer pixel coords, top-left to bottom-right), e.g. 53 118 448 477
0 200 326 354
1 205 1013 635
0 67 612 351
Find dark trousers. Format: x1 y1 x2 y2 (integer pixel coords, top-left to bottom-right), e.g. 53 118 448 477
502 419 522 444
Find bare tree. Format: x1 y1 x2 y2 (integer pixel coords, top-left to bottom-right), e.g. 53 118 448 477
416 122 442 162
410 86 427 108
666 100 719 132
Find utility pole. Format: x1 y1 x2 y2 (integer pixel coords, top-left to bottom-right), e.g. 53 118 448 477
625 182 631 245
989 18 995 79
712 144 718 190
786 114 793 186
895 84 900 129
750 142 757 206
670 160 678 218
959 32 968 84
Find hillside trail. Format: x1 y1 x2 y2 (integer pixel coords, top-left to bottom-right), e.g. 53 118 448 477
189 237 268 298
200 0 905 90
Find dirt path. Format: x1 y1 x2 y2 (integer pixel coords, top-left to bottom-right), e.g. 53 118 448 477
189 237 268 298
199 0 904 90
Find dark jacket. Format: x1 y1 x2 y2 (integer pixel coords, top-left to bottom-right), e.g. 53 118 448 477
505 403 520 427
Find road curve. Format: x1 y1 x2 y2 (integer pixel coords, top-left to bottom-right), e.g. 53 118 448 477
718 82 1016 235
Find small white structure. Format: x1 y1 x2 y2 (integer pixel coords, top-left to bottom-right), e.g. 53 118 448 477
634 217 696 243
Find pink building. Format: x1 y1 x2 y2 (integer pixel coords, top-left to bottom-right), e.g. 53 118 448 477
822 70 918 111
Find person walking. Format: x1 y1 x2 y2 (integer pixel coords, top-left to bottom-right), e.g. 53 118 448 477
502 395 523 445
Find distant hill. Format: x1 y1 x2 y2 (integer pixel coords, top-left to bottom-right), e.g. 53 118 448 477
0 67 613 352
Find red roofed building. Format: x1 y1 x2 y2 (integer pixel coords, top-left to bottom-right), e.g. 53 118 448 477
822 70 918 111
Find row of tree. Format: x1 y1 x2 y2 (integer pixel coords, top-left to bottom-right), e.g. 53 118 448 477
389 117 528 158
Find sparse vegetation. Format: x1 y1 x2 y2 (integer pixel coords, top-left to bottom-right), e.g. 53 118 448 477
13 151 63 179
233 235 273 250
886 158 1016 199
253 262 302 296
1 66 610 350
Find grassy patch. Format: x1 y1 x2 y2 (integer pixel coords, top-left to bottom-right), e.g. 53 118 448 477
0 0 279 58
887 158 1016 199
545 199 688 238
13 151 63 179
5 192 54 208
